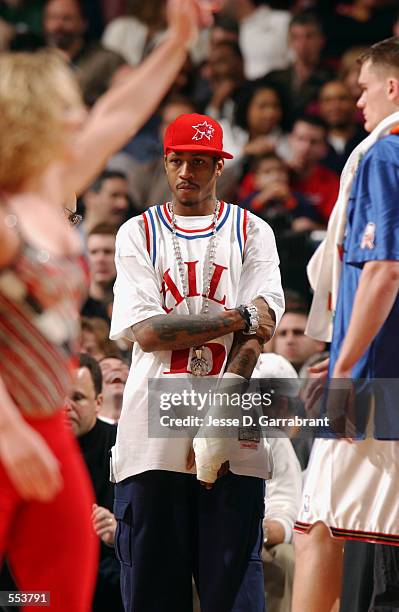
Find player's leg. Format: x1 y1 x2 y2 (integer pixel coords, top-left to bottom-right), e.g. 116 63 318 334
292 523 343 612
114 470 196 612
196 472 265 612
7 412 98 612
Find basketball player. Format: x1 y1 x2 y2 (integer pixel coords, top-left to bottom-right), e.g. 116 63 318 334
293 37 399 612
110 113 285 612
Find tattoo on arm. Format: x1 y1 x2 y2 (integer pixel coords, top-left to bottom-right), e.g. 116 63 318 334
154 314 233 341
224 333 263 380
133 312 244 351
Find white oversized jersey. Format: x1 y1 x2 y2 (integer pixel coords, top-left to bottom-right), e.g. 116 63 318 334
110 202 284 482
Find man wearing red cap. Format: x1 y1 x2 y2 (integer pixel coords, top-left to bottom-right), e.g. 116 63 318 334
109 113 284 612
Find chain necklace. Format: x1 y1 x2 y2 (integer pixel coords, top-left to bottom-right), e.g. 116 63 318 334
169 199 221 376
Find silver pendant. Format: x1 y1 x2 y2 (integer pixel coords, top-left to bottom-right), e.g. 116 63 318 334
190 347 210 377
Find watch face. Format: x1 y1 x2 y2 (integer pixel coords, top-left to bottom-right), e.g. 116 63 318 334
246 304 259 333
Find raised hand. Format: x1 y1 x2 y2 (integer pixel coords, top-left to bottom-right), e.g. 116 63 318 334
166 0 215 49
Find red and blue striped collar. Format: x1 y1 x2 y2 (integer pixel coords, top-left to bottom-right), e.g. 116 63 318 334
155 201 231 239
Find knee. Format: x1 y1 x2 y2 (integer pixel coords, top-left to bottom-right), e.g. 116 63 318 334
294 522 333 556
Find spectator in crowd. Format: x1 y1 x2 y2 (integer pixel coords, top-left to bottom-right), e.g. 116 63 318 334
43 0 125 106
80 0 103 40
319 79 367 173
225 79 290 189
167 54 198 101
273 307 325 373
253 353 302 612
325 0 398 60
288 114 340 224
108 95 196 208
268 11 334 123
201 40 246 123
81 170 130 232
102 0 209 67
290 0 321 13
222 0 290 79
102 0 166 65
100 0 126 26
208 12 239 47
240 152 324 235
263 436 302 612
66 353 123 612
80 317 122 362
338 45 367 106
98 356 129 424
237 80 290 158
108 66 165 165
283 288 309 311
81 223 117 322
0 0 43 50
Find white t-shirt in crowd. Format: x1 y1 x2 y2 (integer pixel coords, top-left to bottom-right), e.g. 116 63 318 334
240 5 290 79
110 203 284 483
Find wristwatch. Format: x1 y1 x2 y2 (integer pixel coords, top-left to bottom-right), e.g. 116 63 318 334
237 303 260 335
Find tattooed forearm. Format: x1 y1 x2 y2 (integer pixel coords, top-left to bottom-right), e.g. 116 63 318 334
133 311 245 352
155 314 235 341
224 333 263 380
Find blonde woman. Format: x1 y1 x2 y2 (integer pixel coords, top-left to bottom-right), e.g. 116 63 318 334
0 1 212 610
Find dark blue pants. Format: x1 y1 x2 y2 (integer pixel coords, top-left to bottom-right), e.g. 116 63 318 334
114 470 266 612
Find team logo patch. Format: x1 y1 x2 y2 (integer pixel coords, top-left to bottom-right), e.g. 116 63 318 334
192 121 215 142
360 222 376 250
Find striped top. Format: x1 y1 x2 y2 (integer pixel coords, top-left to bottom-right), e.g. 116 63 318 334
141 202 248 267
0 214 88 416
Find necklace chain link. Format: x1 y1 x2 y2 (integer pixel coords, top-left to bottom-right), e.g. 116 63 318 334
169 200 221 317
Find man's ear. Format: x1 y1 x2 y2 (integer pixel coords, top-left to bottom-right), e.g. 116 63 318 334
216 158 224 176
387 76 399 102
95 393 103 415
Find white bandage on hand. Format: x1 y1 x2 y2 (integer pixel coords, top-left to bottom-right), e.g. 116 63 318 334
193 436 230 483
193 373 246 483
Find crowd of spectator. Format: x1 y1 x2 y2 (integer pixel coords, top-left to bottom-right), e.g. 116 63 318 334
1 0 398 610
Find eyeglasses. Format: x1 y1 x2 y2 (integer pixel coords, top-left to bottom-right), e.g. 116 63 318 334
64 207 83 227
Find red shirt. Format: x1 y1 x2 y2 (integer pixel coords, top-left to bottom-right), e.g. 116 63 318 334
291 165 339 224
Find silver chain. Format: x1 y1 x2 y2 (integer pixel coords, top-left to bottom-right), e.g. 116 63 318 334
169 200 221 317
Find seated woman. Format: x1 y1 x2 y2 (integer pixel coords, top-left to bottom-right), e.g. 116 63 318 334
240 152 324 235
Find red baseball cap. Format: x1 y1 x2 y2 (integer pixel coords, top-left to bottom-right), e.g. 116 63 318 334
164 113 234 159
